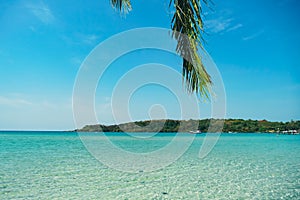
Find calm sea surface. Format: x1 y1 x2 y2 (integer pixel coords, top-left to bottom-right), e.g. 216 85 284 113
0 132 299 199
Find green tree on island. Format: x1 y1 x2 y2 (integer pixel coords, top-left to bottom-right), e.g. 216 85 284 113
110 0 212 98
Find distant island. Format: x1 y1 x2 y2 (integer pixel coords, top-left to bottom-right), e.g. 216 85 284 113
75 119 300 134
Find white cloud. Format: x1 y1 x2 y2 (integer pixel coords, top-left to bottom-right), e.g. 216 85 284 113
243 30 264 41
0 95 74 130
205 18 233 33
0 94 73 110
0 96 33 107
226 23 243 32
60 33 100 46
27 1 55 24
81 34 99 45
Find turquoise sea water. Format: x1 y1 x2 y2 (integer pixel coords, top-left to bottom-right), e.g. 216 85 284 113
0 132 299 199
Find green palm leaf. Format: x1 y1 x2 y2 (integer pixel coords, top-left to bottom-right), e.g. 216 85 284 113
111 0 212 98
170 0 212 98
110 0 132 13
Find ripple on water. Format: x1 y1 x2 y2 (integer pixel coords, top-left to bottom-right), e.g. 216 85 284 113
0 133 299 199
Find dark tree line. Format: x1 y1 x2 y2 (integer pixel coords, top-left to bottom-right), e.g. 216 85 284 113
76 119 300 133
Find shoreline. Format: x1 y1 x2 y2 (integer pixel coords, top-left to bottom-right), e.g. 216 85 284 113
0 130 299 135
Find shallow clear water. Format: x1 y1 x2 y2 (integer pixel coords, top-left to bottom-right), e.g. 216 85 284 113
0 132 299 199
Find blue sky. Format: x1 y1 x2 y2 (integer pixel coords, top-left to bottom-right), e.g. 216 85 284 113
0 0 299 130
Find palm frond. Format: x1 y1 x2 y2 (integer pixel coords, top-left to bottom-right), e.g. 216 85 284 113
110 0 212 98
170 0 212 98
111 0 132 13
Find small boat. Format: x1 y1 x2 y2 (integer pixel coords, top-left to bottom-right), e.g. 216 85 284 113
189 130 202 134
